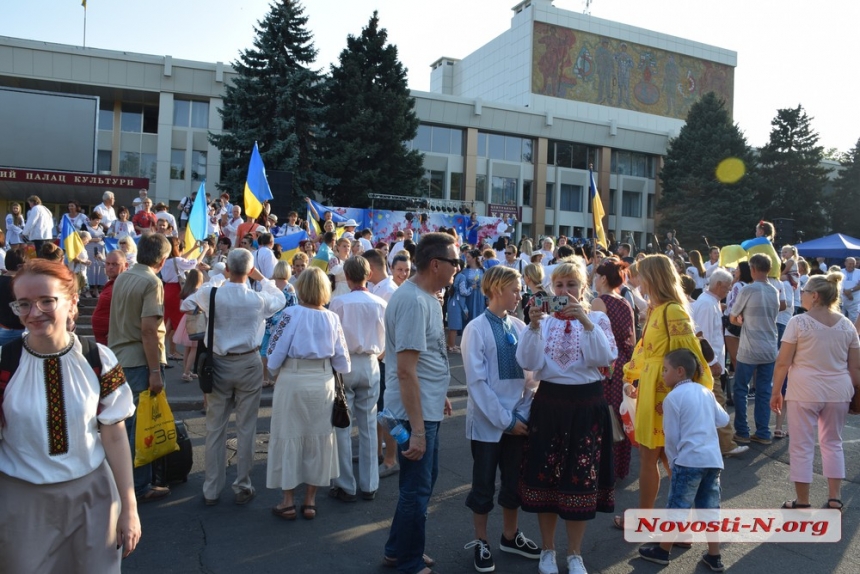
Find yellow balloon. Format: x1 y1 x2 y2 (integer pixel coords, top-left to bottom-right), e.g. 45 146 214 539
716 157 746 184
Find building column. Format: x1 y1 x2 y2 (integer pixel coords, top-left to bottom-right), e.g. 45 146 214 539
598 146 613 242
464 128 478 203
653 154 665 234
532 137 548 240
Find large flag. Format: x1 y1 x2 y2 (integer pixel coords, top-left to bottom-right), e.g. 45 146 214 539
311 242 333 271
307 198 348 224
61 214 85 265
589 169 607 249
274 230 308 262
307 207 321 240
183 181 209 250
244 143 273 220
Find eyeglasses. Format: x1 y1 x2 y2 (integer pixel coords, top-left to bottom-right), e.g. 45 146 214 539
9 297 60 316
505 251 515 255
434 257 462 268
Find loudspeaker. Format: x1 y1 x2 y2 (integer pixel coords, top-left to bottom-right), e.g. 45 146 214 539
772 218 795 245
266 170 294 217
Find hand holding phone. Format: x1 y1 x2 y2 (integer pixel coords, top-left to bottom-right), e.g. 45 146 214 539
535 295 569 313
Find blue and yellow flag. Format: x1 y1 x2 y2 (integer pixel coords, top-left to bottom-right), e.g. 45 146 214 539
244 143 273 220
183 181 209 250
274 231 308 262
589 169 607 249
61 215 85 265
307 208 321 240
311 242 333 271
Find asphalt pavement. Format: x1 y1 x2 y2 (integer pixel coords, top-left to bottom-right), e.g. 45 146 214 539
122 352 860 573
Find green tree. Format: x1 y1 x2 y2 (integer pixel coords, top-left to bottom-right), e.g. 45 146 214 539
829 137 860 236
319 11 424 207
657 92 760 249
758 105 832 236
209 0 333 203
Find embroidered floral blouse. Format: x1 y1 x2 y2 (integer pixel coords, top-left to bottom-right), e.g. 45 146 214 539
0 336 134 485
516 311 617 385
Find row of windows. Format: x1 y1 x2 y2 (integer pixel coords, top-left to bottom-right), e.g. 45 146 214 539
97 100 210 133
477 132 533 163
408 125 464 155
171 150 207 181
611 150 656 178
95 149 206 183
547 142 599 170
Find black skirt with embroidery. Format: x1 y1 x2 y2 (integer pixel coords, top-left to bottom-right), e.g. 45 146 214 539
519 381 615 521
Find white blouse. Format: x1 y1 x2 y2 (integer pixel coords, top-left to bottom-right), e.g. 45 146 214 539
5 213 25 244
161 257 198 283
516 311 617 385
0 337 134 484
266 305 351 375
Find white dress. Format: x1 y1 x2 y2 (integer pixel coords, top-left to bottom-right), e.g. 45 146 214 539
265 306 351 490
328 257 350 298
84 224 106 287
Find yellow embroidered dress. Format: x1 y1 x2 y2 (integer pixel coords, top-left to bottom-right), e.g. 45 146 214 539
622 302 713 449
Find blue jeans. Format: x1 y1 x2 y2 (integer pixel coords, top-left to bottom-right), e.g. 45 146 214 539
384 420 441 574
668 465 721 509
124 365 164 495
733 360 774 440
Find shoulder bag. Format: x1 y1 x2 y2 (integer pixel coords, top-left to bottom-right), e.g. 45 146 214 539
195 287 218 393
331 368 350 429
186 306 206 341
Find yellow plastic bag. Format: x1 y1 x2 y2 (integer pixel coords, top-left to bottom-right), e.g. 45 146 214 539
134 390 178 468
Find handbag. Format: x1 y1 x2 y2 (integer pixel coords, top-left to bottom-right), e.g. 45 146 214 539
331 369 351 429
186 306 206 341
721 314 742 337
195 287 218 394
608 405 625 443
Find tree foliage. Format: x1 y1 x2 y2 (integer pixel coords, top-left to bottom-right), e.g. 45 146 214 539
657 92 760 250
209 0 333 202
318 11 424 207
758 105 832 236
829 137 860 236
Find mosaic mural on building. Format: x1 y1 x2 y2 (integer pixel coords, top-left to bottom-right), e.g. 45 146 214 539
531 21 734 120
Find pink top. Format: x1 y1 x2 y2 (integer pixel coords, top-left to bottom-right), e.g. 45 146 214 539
783 313 859 403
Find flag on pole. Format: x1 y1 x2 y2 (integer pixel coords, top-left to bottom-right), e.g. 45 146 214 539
307 208 321 240
589 168 607 249
274 230 308 262
81 0 87 8
311 242 333 271
244 143 273 220
183 181 209 250
307 198 348 224
61 215 85 265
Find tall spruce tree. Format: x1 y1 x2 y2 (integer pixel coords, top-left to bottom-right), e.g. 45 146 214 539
758 105 832 236
829 137 860 236
319 11 424 207
657 92 760 249
210 0 333 202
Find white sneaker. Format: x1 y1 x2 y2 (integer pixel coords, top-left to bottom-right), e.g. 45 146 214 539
538 549 558 574
567 554 588 574
724 445 749 457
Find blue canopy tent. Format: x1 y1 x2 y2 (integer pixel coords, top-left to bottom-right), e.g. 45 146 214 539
795 233 860 260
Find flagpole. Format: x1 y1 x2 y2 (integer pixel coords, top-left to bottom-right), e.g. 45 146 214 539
83 7 87 47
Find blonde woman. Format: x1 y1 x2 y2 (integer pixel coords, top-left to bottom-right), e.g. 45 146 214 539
118 236 138 266
614 254 713 530
685 250 707 299
516 262 617 574
266 267 350 520
771 273 860 512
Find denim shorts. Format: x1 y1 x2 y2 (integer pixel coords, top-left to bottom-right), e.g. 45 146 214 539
667 464 721 510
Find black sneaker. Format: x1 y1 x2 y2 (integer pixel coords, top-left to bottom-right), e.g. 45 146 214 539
701 553 725 572
464 539 495 573
500 530 541 559
638 545 670 565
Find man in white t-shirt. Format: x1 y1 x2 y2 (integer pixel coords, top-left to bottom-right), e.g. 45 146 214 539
132 188 148 214
841 257 860 322
253 232 278 281
92 191 117 233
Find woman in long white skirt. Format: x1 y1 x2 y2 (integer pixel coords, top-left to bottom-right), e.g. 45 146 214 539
265 267 351 520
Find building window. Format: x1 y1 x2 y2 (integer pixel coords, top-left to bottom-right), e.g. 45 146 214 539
549 142 596 169
520 224 531 242
544 225 554 239
191 102 209 129
475 175 486 202
609 189 617 215
143 106 158 134
191 151 207 181
409 125 463 155
647 193 655 219
141 153 157 183
545 182 554 208
559 184 582 212
488 134 505 160
174 100 209 129
450 172 463 201
611 150 655 178
173 100 190 127
119 151 140 177
523 180 533 207
419 170 445 198
170 149 185 180
481 132 534 163
491 176 517 205
99 108 113 131
97 150 112 173
622 190 642 217
477 133 488 157
120 104 142 133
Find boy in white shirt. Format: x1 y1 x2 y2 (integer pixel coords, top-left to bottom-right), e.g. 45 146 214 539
461 266 540 573
638 349 728 572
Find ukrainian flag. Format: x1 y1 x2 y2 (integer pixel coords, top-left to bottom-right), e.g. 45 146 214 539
589 169 607 249
307 208 321 240
244 143 273 220
183 182 209 251
311 243 333 271
274 230 308 262
61 215 85 265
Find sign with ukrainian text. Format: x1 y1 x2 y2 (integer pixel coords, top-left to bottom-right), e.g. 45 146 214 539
0 167 149 189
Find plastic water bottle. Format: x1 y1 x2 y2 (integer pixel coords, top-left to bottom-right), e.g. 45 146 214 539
377 408 410 445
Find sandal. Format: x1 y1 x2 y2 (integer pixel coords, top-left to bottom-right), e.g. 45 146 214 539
181 373 192 382
301 504 316 520
272 504 297 520
382 554 436 569
190 373 198 379
262 380 275 388
612 515 625 530
773 429 787 439
167 353 183 361
824 498 844 512
782 500 811 509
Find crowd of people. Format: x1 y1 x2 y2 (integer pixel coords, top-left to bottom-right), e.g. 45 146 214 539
2 194 860 574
